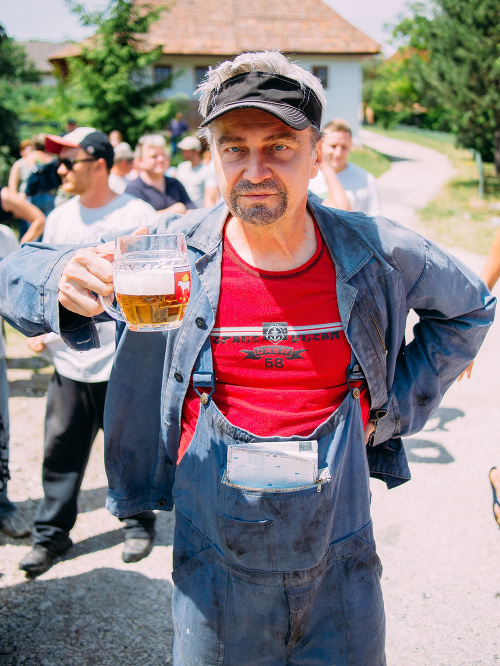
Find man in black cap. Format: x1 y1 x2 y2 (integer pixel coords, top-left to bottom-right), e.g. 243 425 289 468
0 54 494 662
19 128 159 575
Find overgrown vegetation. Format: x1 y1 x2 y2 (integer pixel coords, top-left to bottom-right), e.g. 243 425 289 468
0 24 41 180
1 0 186 173
64 0 182 145
364 0 500 174
370 125 500 254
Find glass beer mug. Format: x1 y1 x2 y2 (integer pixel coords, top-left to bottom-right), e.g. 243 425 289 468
99 233 191 332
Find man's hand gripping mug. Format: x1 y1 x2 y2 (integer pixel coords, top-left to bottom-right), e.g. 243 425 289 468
99 233 191 332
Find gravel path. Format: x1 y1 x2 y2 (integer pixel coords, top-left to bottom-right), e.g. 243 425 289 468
1 131 499 664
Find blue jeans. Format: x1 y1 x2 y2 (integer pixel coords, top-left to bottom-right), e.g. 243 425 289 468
0 356 16 520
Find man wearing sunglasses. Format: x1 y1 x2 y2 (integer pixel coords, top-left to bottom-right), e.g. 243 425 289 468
19 128 158 576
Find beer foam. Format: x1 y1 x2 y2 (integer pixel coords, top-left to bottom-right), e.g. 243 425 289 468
114 268 175 296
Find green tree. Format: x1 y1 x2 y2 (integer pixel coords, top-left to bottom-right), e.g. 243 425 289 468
0 24 40 180
362 52 452 131
65 0 179 144
394 0 500 174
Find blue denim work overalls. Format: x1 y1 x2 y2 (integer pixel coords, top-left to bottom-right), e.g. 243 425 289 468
171 340 386 665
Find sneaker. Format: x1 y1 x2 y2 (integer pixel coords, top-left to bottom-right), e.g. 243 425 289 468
0 513 31 538
19 543 71 576
122 537 153 563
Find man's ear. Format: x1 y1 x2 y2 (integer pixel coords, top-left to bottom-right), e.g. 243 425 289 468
95 157 108 173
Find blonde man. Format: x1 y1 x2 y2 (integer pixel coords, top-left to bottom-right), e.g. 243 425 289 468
125 134 194 214
309 118 382 215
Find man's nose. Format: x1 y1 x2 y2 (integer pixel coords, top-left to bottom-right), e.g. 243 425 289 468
57 163 67 176
244 152 272 182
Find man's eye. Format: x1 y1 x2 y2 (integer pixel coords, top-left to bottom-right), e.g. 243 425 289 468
228 147 240 153
274 145 286 151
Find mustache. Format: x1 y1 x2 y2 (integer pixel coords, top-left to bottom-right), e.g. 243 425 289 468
232 179 284 195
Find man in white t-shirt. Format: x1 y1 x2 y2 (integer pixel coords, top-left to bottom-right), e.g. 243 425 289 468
175 136 219 208
19 128 158 576
309 118 381 216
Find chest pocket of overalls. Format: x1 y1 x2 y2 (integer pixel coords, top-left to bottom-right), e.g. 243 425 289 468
219 463 333 572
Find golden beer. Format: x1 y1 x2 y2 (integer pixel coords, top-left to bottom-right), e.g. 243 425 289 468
115 292 187 328
113 264 190 331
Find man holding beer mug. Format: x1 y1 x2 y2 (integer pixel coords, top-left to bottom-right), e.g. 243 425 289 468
18 128 159 576
0 52 495 663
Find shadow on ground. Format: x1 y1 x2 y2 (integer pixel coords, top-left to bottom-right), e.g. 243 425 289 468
6 357 51 370
404 438 455 464
375 152 410 164
403 406 464 464
0 492 176 551
8 375 51 397
0 569 174 665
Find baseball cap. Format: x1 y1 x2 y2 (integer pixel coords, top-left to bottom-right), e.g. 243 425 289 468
200 71 323 131
45 128 115 169
177 136 202 151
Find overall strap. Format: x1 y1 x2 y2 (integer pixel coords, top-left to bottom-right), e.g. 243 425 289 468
192 335 215 404
346 350 366 393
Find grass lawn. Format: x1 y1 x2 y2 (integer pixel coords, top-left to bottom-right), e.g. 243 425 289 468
349 145 392 178
367 125 500 255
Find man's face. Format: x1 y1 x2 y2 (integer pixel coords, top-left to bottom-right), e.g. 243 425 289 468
139 144 169 177
118 159 134 176
57 146 96 196
181 149 198 163
211 108 321 227
322 130 352 173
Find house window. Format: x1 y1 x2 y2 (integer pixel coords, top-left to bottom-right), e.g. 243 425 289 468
195 66 210 86
312 66 328 89
154 65 172 86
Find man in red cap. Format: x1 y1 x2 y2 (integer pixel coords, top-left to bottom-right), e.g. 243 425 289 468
19 128 159 576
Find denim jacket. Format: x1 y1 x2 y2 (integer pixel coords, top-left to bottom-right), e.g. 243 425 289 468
0 198 495 515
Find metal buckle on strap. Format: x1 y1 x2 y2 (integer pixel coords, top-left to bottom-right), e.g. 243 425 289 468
192 371 215 404
347 363 365 390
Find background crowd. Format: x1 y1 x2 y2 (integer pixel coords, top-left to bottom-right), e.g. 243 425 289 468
0 113 389 575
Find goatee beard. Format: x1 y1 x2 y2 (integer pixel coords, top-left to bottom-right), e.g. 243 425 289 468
229 179 288 226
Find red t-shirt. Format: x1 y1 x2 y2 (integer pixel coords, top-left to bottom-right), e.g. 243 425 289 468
178 222 370 462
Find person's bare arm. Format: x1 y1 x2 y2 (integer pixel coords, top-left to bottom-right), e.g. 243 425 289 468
26 335 46 354
8 161 21 193
319 145 351 211
204 185 220 208
157 202 187 215
458 227 500 380
0 187 45 242
480 227 500 291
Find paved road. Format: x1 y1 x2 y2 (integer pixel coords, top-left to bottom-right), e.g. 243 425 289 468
1 131 499 664
361 130 500 665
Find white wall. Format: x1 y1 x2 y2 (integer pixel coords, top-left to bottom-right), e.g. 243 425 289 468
297 56 363 137
151 54 363 137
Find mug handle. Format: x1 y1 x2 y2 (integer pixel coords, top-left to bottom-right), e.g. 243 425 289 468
98 293 126 322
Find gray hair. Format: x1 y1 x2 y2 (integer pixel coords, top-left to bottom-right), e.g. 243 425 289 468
135 133 169 159
113 141 134 162
197 51 326 145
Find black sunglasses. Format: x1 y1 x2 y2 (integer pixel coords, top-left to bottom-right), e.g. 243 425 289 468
58 157 97 171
